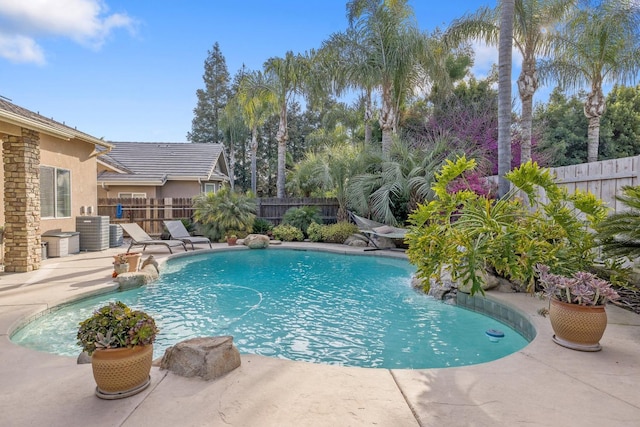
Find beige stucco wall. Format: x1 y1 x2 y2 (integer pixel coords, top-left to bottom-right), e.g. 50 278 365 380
160 181 202 198
39 135 98 234
97 185 158 199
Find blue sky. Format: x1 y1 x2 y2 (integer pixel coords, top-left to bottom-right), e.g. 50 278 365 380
0 0 511 142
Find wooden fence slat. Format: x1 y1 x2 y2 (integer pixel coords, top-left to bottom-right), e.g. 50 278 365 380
98 197 341 234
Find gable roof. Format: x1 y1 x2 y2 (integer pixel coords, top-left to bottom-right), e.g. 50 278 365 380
0 98 113 150
97 142 228 185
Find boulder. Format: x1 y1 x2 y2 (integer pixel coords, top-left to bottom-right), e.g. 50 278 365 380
344 234 368 247
160 336 241 381
243 234 270 249
117 256 160 290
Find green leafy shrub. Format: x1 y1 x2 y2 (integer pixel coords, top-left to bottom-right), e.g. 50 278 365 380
272 224 304 241
321 222 359 243
252 218 274 234
193 187 256 241
307 222 324 242
77 301 158 355
282 206 322 237
406 156 607 296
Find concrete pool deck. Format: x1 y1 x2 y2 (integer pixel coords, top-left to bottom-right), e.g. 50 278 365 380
1 242 639 426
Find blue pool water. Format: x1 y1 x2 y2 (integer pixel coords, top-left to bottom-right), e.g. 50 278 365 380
11 249 529 369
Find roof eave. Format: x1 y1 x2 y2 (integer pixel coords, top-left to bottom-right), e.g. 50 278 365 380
0 109 114 149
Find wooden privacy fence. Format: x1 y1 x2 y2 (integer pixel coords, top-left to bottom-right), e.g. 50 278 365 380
550 156 640 213
98 197 340 236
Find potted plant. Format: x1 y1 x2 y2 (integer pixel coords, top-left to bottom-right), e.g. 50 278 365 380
77 301 158 399
536 264 620 352
226 234 238 246
112 254 129 277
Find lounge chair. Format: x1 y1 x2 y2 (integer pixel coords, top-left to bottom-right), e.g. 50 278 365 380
349 211 408 251
120 223 187 254
163 220 212 250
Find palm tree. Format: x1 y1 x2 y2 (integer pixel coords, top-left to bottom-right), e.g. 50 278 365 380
498 0 515 198
237 70 276 194
446 0 576 166
539 0 640 163
219 97 247 190
342 0 445 157
263 51 309 197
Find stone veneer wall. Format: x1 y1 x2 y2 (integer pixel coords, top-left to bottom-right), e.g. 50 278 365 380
2 128 41 272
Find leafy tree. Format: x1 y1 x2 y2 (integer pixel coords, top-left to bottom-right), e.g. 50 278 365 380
445 0 576 165
600 84 640 160
187 42 230 144
533 87 588 166
539 0 640 162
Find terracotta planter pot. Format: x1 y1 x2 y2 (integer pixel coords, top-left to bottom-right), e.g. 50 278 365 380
113 263 129 275
124 252 142 272
227 237 237 246
91 345 153 399
549 298 607 352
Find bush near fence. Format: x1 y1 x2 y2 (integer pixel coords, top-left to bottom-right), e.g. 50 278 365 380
98 197 340 236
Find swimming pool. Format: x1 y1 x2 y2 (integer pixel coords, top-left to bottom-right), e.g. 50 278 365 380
11 249 529 369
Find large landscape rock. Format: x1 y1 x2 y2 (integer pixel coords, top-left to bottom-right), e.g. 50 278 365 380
243 234 270 249
160 336 241 381
117 255 160 290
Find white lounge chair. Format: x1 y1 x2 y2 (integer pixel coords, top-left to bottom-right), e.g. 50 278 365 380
163 220 212 250
120 223 187 254
349 211 408 251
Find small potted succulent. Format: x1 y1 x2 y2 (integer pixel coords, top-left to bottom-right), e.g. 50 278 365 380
226 234 238 246
536 264 620 352
77 301 158 398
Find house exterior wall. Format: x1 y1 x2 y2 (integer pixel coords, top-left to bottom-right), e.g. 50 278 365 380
160 181 202 198
97 185 158 199
39 135 99 234
2 129 41 271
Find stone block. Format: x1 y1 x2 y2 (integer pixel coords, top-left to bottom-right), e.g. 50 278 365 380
160 336 241 381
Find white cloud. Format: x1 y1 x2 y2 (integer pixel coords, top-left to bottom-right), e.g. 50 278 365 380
0 0 135 64
469 39 523 79
0 34 45 64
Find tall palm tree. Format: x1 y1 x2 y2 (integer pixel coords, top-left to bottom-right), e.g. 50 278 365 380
263 51 309 197
539 0 640 163
237 70 276 194
498 0 515 198
446 0 576 165
219 97 247 190
344 0 445 157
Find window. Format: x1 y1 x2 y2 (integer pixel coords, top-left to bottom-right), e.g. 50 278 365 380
118 192 147 199
204 183 218 193
40 166 71 218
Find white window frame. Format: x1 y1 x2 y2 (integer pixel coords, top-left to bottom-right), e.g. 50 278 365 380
40 166 71 219
118 192 147 199
204 183 218 193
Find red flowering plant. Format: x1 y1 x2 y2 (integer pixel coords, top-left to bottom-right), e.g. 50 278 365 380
535 264 620 306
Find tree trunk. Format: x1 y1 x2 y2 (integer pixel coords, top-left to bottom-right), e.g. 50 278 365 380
379 84 396 157
497 0 514 199
517 54 538 165
276 104 288 198
227 144 235 190
364 88 373 146
584 88 605 163
250 127 258 194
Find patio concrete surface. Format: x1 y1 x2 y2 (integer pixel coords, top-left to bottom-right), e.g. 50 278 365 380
0 242 639 427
